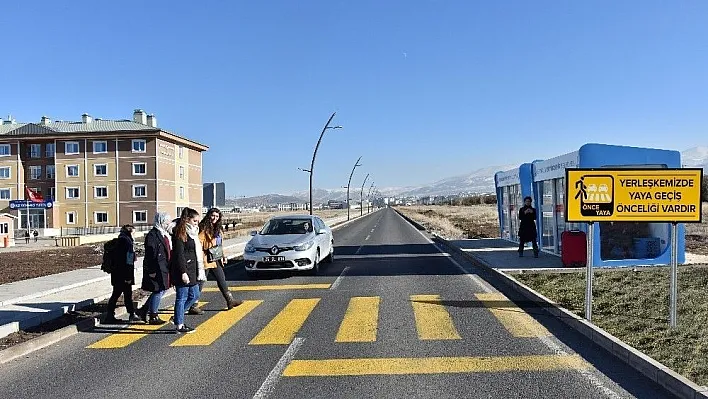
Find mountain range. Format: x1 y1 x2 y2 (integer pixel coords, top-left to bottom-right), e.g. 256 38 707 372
229 146 707 206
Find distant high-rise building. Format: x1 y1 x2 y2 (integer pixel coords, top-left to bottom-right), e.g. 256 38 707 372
203 182 225 208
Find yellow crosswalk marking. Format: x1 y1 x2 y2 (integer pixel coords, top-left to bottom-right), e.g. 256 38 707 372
201 284 330 292
86 301 209 349
475 293 550 337
282 354 588 376
335 297 380 343
410 295 461 340
170 300 263 347
249 298 320 345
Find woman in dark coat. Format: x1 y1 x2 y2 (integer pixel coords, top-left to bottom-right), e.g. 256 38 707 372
170 208 203 334
104 225 140 324
136 212 172 325
518 196 539 258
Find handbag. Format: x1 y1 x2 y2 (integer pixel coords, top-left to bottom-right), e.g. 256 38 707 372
206 245 224 263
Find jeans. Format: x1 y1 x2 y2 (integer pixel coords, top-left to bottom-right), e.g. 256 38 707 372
146 290 164 314
198 263 229 301
107 283 134 315
174 284 200 326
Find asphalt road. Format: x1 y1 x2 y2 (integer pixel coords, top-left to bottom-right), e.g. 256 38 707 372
0 208 677 399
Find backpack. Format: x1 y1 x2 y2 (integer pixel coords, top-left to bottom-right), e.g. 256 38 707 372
101 237 120 273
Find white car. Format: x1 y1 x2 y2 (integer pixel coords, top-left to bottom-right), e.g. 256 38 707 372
243 215 334 276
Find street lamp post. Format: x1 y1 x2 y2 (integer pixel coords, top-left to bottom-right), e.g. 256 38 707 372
367 182 375 213
302 112 342 215
359 173 369 217
346 156 362 221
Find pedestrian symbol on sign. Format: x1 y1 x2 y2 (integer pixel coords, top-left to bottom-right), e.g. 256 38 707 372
577 175 615 217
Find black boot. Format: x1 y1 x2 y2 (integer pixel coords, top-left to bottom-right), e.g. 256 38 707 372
225 292 242 310
148 313 166 325
136 305 148 323
188 304 204 315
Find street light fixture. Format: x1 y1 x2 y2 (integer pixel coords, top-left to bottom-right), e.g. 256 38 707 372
302 112 342 215
360 173 369 217
346 156 362 221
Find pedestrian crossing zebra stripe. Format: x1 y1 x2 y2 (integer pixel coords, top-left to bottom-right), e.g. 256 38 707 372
586 193 611 202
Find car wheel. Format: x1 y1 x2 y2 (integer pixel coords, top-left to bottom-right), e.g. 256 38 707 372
308 250 320 276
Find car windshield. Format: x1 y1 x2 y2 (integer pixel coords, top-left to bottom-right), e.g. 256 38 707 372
259 218 313 235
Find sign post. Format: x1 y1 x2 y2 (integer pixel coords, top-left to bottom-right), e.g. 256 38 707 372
585 222 594 321
566 168 703 327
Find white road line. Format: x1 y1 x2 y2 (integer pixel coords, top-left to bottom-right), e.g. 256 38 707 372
365 235 371 241
337 253 451 260
370 229 375 233
538 336 622 399
252 337 305 399
330 267 349 290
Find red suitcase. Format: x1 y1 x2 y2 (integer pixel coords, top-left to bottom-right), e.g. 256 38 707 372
561 230 587 267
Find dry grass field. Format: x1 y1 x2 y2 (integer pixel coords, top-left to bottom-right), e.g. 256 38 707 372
395 204 500 240
685 202 708 254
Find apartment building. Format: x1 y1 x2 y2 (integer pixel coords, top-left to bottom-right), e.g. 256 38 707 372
0 110 208 232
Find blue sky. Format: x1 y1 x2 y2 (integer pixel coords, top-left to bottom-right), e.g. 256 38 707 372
1 1 707 196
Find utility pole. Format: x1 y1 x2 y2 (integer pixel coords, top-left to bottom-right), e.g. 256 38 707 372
359 173 369 217
301 113 342 215
346 156 362 221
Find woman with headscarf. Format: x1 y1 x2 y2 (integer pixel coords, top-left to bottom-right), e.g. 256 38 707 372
104 224 139 324
170 207 206 333
137 212 172 324
196 208 242 311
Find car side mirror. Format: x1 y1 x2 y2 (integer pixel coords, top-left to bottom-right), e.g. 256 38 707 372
250 230 258 236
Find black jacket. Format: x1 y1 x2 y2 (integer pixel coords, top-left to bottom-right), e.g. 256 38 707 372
141 228 171 292
111 232 135 286
170 235 199 287
518 205 538 242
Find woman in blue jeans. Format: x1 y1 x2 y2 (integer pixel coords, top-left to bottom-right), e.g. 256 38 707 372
170 207 206 334
137 212 172 324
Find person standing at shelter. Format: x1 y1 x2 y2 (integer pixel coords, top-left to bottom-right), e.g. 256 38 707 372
197 208 242 311
518 196 539 258
170 208 205 333
104 225 140 324
137 212 172 325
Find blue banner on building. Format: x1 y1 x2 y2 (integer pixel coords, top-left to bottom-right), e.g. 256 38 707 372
9 200 54 209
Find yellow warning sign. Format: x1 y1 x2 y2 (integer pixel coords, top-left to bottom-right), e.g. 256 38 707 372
566 168 703 223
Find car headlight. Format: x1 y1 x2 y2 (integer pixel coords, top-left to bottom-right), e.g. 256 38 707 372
244 243 256 253
294 241 314 251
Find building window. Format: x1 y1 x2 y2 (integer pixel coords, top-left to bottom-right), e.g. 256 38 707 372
65 142 80 155
133 184 147 198
179 166 185 179
29 144 42 158
95 186 108 198
133 210 148 223
66 212 77 224
0 167 10 179
45 143 55 158
30 166 42 180
93 141 108 154
48 187 55 200
178 145 184 159
94 164 107 176
0 144 10 157
67 165 79 177
132 139 146 153
46 165 55 179
94 212 109 224
66 187 80 199
180 186 185 199
0 223 7 234
0 188 10 199
132 162 147 175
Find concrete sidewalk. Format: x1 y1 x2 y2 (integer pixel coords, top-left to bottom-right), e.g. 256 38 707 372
445 237 565 271
0 213 360 340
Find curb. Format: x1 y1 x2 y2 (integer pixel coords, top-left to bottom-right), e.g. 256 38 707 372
0 274 111 308
0 212 376 365
429 231 708 399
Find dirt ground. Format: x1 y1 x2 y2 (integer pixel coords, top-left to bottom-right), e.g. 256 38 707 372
0 245 106 285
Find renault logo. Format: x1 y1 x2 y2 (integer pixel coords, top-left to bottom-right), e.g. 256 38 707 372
270 246 279 255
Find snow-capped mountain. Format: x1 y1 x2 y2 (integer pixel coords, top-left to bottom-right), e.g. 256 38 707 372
228 146 707 205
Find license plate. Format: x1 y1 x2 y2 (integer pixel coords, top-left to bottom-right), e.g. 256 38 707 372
263 256 285 262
